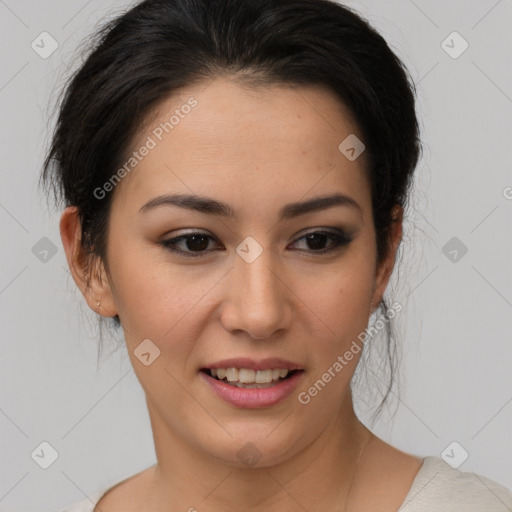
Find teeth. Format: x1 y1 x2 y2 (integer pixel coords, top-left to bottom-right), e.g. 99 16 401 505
207 367 291 385
255 369 273 383
225 368 238 382
239 368 255 383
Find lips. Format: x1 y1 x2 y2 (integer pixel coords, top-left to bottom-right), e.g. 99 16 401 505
199 357 304 408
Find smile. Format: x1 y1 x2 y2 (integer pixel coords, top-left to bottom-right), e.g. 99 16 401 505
200 366 305 408
205 367 297 388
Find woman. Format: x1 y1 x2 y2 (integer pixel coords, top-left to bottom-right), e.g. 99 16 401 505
41 0 512 510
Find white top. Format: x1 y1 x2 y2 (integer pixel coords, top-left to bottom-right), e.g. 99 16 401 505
56 456 512 511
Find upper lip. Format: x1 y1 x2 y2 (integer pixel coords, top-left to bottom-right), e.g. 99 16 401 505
202 357 303 372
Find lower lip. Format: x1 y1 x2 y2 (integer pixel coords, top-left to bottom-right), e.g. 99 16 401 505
200 370 304 408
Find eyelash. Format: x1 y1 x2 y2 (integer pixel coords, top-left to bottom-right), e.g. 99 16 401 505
159 229 353 258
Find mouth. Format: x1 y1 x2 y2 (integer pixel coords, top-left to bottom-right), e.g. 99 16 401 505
199 357 305 408
200 367 302 389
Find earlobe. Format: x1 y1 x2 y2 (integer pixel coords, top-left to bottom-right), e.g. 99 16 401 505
59 206 118 317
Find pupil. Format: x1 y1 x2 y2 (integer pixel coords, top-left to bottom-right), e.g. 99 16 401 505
306 233 327 250
187 235 209 251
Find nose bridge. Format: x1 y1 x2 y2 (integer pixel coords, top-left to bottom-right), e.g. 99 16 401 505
224 242 288 338
239 242 283 302
239 251 280 301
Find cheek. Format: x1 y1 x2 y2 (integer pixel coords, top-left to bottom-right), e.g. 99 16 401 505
305 258 375 339
106 237 228 364
293 266 375 413
105 237 190 337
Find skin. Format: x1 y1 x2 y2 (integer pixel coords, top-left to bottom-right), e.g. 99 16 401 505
60 77 423 511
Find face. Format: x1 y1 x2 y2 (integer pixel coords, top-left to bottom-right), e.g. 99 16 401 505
63 77 400 469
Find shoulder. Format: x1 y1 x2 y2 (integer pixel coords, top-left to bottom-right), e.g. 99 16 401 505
399 456 512 512
55 469 143 512
54 488 110 512
56 465 156 512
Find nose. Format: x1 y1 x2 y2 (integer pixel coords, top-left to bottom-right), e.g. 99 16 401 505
220 248 292 340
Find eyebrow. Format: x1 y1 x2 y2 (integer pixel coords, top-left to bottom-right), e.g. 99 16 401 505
139 192 362 220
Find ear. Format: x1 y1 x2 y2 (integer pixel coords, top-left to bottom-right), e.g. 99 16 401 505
59 206 118 318
370 205 403 313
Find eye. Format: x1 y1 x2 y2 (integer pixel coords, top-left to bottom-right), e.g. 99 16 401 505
289 229 353 255
159 229 353 258
160 232 221 257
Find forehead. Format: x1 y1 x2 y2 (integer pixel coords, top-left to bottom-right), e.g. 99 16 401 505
111 78 371 220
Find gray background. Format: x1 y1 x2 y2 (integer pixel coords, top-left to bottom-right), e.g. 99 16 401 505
1 0 511 510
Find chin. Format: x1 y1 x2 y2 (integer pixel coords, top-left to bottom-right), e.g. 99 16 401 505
200 427 304 469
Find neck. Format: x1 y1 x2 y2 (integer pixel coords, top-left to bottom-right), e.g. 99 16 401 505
145 394 372 512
